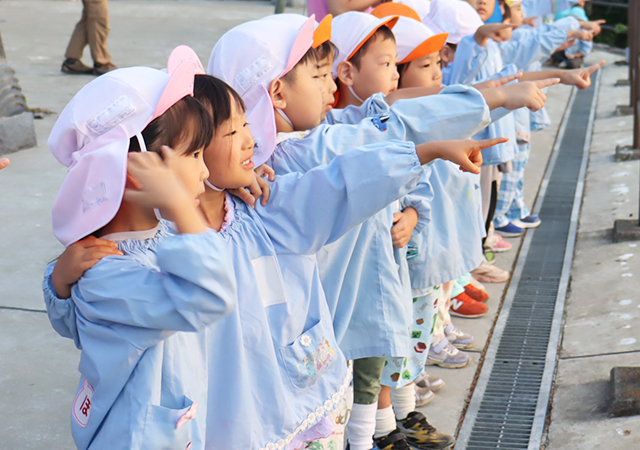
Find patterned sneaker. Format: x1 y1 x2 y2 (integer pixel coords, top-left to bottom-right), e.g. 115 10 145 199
414 372 445 392
415 385 435 406
444 323 475 350
512 214 542 229
464 283 489 302
450 292 489 318
397 411 456 449
495 222 524 237
426 339 470 369
471 261 510 283
374 428 412 450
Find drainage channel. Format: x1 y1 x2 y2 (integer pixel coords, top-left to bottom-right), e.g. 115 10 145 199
455 71 600 450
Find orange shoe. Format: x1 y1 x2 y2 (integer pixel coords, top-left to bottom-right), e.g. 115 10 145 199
464 284 489 303
450 293 489 318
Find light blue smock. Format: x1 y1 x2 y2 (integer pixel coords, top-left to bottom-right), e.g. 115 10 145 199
43 224 237 450
329 90 486 293
45 143 425 450
270 87 491 360
407 160 485 292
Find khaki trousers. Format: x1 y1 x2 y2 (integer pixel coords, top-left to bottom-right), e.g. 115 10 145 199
65 0 111 65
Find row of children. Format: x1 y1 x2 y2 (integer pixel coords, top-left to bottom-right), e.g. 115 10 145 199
42 0 603 449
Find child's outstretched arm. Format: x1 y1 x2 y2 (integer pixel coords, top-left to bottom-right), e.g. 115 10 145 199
52 237 123 299
415 138 510 174
518 60 605 90
481 78 561 111
0 158 9 170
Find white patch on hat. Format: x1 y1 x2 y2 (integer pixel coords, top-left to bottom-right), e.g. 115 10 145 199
87 95 137 136
72 378 94 428
82 182 108 213
235 56 273 93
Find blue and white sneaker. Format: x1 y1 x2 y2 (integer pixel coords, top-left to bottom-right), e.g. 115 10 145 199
495 222 524 237
512 215 542 229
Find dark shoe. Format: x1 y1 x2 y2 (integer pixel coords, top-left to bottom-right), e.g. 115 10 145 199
93 62 118 75
565 56 584 69
397 411 455 449
374 428 412 449
61 58 93 75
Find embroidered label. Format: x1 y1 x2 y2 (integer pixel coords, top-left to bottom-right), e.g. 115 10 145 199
371 114 390 132
72 378 94 428
296 337 336 384
82 182 108 213
86 95 136 136
235 56 273 93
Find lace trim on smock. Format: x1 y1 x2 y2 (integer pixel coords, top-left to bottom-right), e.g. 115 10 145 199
102 220 171 256
257 370 351 450
221 192 236 232
276 131 310 145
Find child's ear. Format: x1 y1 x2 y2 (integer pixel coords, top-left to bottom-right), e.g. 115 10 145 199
336 61 355 87
269 78 287 109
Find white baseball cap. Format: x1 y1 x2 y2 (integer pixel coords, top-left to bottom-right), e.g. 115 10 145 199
331 11 399 78
260 13 333 49
395 0 432 19
49 46 204 247
208 16 315 166
429 0 483 44
372 3 448 64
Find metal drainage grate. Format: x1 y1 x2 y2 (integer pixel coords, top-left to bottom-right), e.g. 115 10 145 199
456 72 600 450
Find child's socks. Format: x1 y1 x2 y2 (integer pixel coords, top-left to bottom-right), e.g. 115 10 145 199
390 384 416 420
374 405 397 439
348 403 378 450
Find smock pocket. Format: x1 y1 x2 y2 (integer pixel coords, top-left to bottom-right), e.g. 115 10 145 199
280 317 339 390
142 396 196 450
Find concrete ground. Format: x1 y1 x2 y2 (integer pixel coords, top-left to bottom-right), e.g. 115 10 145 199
0 1 635 449
544 53 640 449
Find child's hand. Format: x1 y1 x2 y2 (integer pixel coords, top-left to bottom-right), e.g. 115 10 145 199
474 23 515 46
523 16 538 27
391 207 418 248
556 38 577 53
0 158 9 170
567 29 595 42
228 165 275 208
500 79 560 111
580 19 605 36
52 237 123 299
473 73 523 90
125 146 208 235
559 60 605 90
125 147 194 213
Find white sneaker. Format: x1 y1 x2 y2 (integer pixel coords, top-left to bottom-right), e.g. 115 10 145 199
445 323 476 350
414 372 445 392
426 339 470 369
414 384 435 406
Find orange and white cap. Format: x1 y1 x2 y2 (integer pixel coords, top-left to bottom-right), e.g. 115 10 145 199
331 11 399 78
505 0 522 6
207 16 315 165
428 0 483 45
372 3 448 64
